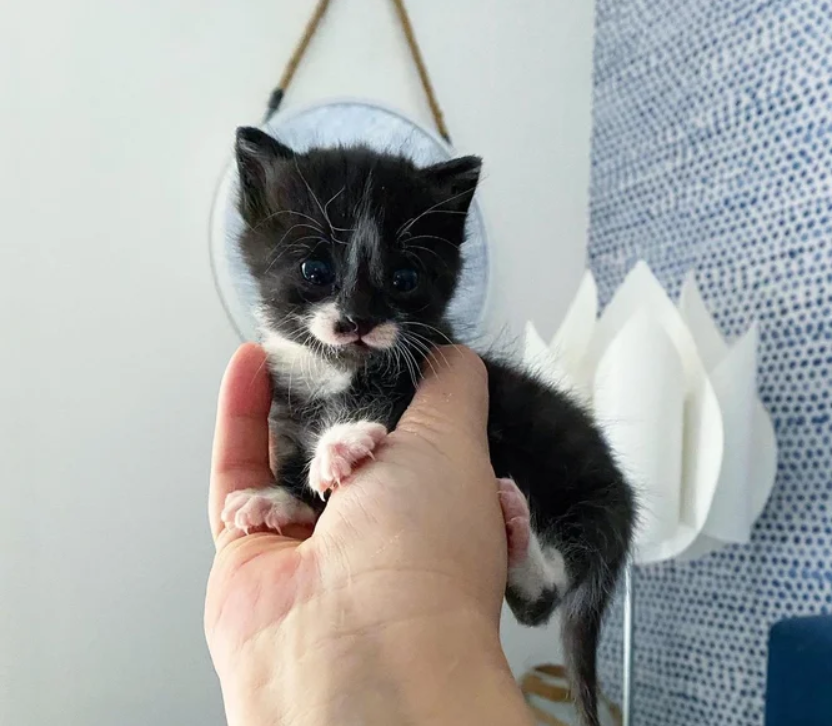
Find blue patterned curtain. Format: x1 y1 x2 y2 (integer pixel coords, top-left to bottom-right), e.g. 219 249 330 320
589 1 832 724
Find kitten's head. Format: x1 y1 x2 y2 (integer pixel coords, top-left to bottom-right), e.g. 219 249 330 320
234 126 481 366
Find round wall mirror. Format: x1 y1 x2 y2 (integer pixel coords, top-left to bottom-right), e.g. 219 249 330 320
209 98 491 343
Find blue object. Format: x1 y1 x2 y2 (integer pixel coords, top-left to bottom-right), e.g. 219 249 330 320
765 615 832 726
590 1 832 724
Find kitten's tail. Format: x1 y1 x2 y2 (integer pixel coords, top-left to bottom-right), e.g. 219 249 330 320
560 569 615 726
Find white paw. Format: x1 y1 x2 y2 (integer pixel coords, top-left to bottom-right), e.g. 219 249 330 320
498 478 570 602
308 421 388 498
221 487 316 534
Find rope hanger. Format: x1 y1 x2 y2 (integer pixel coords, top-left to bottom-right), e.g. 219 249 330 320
264 0 451 143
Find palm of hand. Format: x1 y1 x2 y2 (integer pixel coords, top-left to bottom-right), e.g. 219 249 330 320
205 344 507 680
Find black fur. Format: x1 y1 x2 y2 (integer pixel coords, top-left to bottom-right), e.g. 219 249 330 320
233 126 636 726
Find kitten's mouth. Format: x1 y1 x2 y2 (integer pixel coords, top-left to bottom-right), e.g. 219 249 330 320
319 334 373 353
307 308 399 352
330 335 390 355
345 337 380 354
323 327 398 352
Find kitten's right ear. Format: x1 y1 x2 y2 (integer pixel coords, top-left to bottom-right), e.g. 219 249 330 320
235 127 294 225
422 155 482 214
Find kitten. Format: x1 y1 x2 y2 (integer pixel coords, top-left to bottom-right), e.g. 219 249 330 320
221 126 636 726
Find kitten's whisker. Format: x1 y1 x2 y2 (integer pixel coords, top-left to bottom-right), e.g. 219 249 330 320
403 234 459 250
263 234 321 274
293 160 355 241
404 245 448 269
314 340 330 395
388 345 401 380
405 331 449 371
401 323 448 349
390 336 406 380
402 321 459 349
249 355 269 390
323 185 345 218
282 223 327 240
398 339 419 388
397 342 420 389
266 222 327 254
248 208 325 236
404 327 455 371
293 157 330 224
405 350 420 389
401 332 439 379
396 187 475 237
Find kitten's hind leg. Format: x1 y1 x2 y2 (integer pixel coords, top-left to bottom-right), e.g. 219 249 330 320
498 478 568 626
222 486 317 535
497 477 531 566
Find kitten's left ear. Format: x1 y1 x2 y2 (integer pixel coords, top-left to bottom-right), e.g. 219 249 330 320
422 155 482 213
235 127 295 225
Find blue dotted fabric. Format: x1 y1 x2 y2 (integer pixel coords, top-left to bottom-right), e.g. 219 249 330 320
588 1 832 724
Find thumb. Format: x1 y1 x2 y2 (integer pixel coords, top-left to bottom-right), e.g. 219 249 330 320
394 345 489 452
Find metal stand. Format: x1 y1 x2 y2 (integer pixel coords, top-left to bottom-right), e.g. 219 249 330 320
621 564 635 726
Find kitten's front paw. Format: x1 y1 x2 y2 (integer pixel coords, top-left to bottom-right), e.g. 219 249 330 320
497 477 531 567
221 487 317 535
308 421 388 498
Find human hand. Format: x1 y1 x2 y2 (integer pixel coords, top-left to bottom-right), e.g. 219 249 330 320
204 343 532 726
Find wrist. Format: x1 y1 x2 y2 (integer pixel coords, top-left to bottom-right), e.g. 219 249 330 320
219 601 531 726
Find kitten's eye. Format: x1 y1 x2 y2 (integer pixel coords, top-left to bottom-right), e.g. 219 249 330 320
392 267 419 293
301 258 335 286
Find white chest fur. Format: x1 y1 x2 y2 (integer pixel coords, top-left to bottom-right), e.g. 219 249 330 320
260 328 353 399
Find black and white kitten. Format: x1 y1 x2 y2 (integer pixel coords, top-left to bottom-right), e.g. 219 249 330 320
221 127 636 726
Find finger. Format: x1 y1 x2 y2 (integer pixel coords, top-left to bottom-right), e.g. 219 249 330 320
209 343 272 541
395 345 489 449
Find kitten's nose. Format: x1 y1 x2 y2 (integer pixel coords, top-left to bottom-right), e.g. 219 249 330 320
337 316 376 337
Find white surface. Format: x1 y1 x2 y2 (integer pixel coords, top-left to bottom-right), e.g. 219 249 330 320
0 1 595 722
594 312 686 550
675 279 778 562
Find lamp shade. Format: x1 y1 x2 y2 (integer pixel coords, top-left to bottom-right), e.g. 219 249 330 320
524 262 777 565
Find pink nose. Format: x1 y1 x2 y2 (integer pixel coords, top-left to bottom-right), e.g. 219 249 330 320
335 317 376 337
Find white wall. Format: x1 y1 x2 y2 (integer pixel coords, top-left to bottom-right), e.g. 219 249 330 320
0 1 595 723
